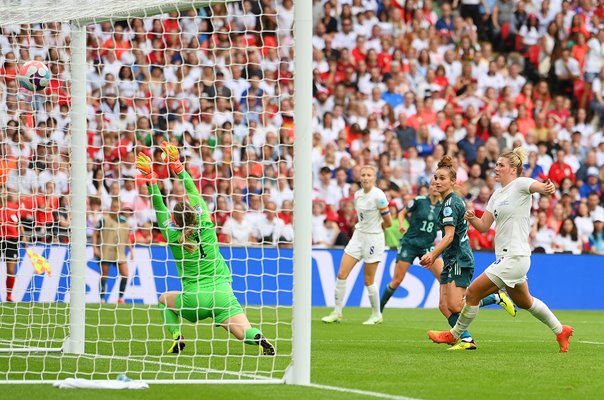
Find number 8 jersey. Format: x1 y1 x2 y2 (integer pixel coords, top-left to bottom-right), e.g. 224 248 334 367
353 187 389 234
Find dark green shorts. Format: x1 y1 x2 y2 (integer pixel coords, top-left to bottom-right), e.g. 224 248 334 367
176 282 244 324
397 241 433 263
440 263 474 288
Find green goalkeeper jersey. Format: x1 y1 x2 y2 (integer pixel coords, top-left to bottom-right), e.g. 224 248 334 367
148 170 232 291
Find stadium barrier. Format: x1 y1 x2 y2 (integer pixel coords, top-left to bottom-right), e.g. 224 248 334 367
2 246 602 310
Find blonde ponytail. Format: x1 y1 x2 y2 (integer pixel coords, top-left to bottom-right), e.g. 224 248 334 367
502 147 526 177
179 227 197 253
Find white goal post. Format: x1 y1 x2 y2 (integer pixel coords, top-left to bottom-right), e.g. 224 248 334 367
0 0 311 385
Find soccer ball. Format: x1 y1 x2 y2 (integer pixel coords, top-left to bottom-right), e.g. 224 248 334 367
18 61 50 92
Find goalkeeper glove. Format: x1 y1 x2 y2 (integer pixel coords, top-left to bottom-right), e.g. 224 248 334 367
136 152 157 184
160 141 184 174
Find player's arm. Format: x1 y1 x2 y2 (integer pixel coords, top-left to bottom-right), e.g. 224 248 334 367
530 178 556 196
160 141 211 217
147 182 179 241
127 233 135 260
376 192 392 229
465 209 495 234
92 219 102 258
399 197 417 233
136 152 179 242
19 220 28 249
420 225 454 266
398 207 408 233
381 205 392 229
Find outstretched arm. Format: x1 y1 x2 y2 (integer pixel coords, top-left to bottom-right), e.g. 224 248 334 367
137 152 178 242
177 169 205 210
161 141 211 220
147 182 178 241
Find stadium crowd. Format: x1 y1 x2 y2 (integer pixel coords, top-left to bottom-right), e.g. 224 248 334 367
2 0 604 255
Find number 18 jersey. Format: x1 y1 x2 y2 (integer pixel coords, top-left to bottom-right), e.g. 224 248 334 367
403 196 441 248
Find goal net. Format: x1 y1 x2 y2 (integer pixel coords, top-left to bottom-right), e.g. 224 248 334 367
0 0 309 384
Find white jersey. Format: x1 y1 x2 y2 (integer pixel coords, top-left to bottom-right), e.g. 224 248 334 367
353 187 389 234
486 177 534 258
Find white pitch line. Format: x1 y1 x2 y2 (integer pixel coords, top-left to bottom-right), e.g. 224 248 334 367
74 353 276 381
309 383 423 400
578 340 604 345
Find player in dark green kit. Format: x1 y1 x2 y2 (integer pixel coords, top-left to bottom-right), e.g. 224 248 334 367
420 156 515 350
136 142 274 355
380 180 444 313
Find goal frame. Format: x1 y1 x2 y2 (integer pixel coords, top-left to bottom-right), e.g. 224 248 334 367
0 0 312 386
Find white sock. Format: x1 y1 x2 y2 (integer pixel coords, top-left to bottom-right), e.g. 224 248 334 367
366 284 381 317
334 279 347 315
528 297 563 335
451 305 480 339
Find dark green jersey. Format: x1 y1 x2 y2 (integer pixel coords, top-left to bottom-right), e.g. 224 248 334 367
148 170 232 291
402 196 442 248
438 192 474 269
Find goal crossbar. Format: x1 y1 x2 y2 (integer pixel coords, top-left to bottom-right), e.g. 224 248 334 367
0 0 229 25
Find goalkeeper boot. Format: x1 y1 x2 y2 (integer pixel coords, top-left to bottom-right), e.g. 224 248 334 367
427 330 458 345
362 314 383 325
167 335 186 354
556 325 574 353
117 298 125 305
321 311 342 323
497 290 517 317
448 340 477 351
254 333 276 356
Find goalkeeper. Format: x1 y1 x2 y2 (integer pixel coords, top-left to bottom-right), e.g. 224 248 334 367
136 142 275 355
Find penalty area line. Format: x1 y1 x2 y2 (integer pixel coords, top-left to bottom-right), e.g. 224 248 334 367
308 383 422 400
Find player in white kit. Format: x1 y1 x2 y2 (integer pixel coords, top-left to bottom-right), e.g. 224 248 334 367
427 147 574 352
322 165 392 325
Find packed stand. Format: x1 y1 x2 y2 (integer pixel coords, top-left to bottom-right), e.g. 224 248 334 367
1 0 604 254
309 0 604 254
0 0 296 248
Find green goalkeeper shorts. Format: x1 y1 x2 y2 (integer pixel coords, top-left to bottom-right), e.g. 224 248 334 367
176 282 244 325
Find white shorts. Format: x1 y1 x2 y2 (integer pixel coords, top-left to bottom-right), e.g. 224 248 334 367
344 231 385 264
485 256 530 289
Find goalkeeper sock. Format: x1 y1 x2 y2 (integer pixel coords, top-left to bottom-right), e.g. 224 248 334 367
479 293 498 307
366 283 381 316
334 278 347 315
100 277 107 301
244 327 263 345
448 313 472 341
159 303 182 340
118 276 128 299
380 284 396 312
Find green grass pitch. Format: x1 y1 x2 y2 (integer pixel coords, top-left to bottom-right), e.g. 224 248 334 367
2 305 603 400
